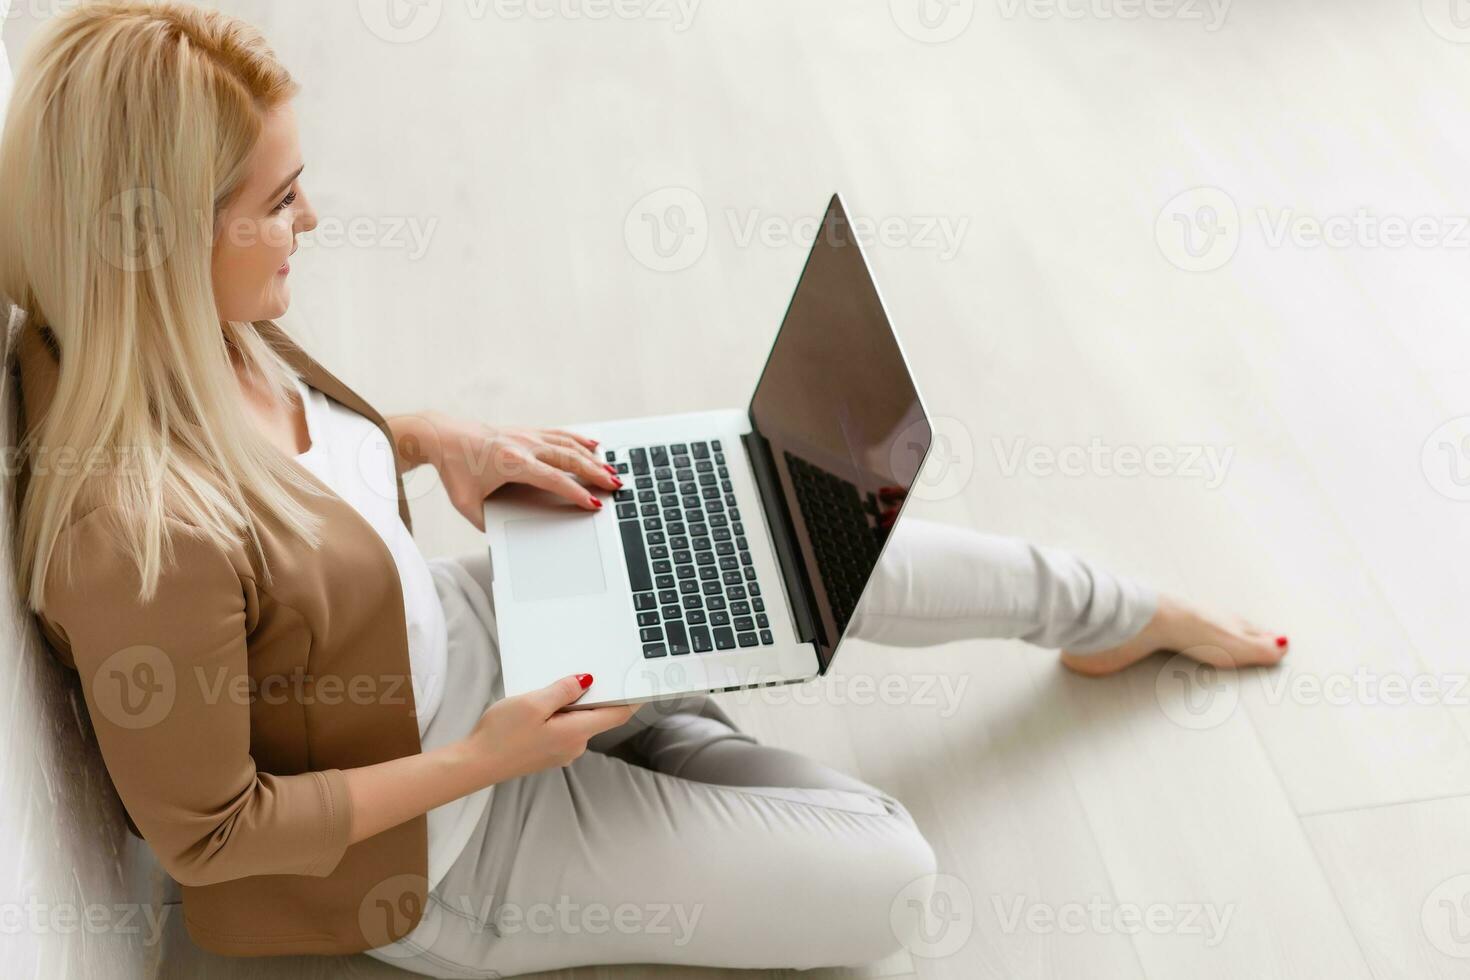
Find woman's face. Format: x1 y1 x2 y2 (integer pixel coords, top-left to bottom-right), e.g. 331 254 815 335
211 103 317 322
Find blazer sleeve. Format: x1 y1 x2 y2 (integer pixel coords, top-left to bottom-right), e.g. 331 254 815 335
43 508 355 887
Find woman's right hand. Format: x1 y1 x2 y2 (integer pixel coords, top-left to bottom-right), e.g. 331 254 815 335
459 674 638 786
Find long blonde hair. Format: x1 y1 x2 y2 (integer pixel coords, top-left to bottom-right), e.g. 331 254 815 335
0 0 322 607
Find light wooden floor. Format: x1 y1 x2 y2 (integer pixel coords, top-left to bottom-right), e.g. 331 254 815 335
12 0 1470 976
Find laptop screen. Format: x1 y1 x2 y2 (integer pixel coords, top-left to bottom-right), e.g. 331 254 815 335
748 195 931 672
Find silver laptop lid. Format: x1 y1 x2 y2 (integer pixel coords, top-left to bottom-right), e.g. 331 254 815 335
746 194 932 673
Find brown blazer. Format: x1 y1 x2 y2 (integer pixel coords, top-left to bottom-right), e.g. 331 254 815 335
11 320 428 956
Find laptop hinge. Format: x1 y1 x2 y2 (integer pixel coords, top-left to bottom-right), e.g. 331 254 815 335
741 428 823 648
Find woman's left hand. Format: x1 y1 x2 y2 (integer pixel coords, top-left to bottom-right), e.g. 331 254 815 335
391 412 620 530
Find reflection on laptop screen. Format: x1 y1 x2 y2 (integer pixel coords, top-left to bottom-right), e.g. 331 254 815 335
748 195 931 671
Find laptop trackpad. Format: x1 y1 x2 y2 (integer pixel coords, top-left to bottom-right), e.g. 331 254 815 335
506 515 607 601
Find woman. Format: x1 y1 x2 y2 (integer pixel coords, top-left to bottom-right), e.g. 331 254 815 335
0 3 1286 975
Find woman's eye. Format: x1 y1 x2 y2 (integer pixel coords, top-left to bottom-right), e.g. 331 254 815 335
273 190 298 213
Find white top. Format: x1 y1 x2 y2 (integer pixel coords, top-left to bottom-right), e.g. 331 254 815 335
292 379 487 890
292 377 448 733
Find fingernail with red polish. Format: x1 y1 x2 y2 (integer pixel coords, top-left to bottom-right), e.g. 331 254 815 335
589 496 602 509
611 478 623 488
604 464 617 474
1276 636 1289 648
577 673 594 689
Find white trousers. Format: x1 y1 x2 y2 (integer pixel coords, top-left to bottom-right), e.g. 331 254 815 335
366 518 1157 977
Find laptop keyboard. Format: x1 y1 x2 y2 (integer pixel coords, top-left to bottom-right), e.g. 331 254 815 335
783 452 885 633
604 440 775 658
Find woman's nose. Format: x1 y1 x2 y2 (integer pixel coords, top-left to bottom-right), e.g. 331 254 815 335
296 191 319 235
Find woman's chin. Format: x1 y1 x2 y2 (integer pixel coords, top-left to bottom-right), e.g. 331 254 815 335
262 285 290 320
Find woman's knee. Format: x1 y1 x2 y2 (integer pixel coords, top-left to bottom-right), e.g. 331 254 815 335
795 814 940 967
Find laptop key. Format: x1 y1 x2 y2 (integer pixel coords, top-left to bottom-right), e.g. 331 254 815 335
619 522 652 592
640 627 663 643
710 610 730 626
712 626 735 650
643 643 667 659
665 620 690 656
630 448 648 474
637 611 658 626
692 441 709 459
691 625 713 653
616 503 637 520
733 616 754 632
759 630 774 645
687 609 707 625
737 632 758 648
634 592 656 610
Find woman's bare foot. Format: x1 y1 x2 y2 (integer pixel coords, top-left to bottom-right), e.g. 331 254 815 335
1059 595 1288 677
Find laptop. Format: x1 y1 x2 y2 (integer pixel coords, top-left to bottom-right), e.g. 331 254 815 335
484 194 933 707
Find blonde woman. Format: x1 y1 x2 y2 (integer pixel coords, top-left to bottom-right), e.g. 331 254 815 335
0 3 1287 975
